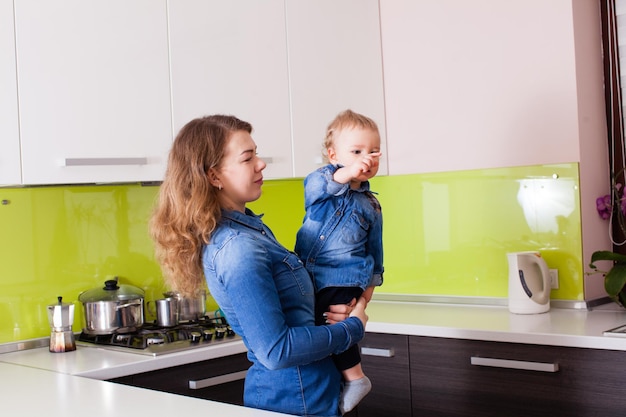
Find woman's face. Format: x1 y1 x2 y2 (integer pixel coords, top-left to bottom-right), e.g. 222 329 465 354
213 130 266 212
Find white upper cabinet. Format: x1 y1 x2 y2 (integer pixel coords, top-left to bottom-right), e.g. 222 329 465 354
169 0 387 180
7 0 387 185
14 0 172 185
285 0 387 178
0 0 21 186
380 1 583 175
168 0 293 180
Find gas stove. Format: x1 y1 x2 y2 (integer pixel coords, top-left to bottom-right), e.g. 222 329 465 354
76 316 241 356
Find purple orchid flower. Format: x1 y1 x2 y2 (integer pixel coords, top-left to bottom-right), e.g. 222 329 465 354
597 194 612 220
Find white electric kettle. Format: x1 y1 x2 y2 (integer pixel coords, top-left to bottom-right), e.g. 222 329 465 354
507 251 551 314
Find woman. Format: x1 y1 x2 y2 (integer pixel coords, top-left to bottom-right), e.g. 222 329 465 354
150 115 368 417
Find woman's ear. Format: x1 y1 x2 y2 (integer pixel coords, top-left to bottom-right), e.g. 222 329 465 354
207 168 221 188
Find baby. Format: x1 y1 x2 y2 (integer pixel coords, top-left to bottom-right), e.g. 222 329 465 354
295 109 384 414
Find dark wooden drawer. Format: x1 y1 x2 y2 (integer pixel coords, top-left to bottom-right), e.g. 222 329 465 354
352 332 412 417
110 352 251 405
410 336 626 417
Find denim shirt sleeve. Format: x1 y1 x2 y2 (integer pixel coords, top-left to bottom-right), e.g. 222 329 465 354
303 165 350 208
206 233 364 371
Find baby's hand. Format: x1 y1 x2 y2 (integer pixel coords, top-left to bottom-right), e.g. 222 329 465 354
349 152 381 180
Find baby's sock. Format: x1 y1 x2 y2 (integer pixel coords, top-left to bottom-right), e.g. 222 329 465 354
339 376 372 415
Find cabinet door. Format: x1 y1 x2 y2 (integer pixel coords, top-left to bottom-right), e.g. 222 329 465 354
410 336 626 417
379 2 582 175
0 0 21 185
168 0 293 180
15 0 172 185
286 0 387 178
352 332 411 417
110 352 251 405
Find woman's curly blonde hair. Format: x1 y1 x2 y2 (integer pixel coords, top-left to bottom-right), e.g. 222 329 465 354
150 115 253 297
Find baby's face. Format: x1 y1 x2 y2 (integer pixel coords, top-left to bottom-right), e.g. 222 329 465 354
328 127 381 179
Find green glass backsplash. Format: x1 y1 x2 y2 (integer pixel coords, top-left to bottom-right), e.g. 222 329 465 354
0 163 582 343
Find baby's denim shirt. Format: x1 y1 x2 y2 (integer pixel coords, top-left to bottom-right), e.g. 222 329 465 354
295 164 384 292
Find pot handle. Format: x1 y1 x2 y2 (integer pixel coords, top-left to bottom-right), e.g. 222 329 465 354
115 299 143 310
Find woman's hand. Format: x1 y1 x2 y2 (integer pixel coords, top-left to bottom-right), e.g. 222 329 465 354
324 297 368 327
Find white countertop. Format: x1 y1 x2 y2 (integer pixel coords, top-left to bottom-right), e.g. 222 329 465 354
0 361 286 417
364 300 626 351
3 300 626 417
0 337 248 379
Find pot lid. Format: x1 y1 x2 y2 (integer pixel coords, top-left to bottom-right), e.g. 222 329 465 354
78 279 144 303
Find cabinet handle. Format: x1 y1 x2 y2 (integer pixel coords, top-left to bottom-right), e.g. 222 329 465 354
259 157 274 164
470 356 559 373
361 347 395 358
188 370 248 390
64 157 148 166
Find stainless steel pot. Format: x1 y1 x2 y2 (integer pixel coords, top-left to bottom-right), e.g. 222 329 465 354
147 297 179 327
163 290 206 321
78 279 145 335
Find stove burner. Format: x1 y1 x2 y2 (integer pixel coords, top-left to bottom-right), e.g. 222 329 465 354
77 316 236 352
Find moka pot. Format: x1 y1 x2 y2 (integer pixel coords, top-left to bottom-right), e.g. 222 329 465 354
47 296 76 353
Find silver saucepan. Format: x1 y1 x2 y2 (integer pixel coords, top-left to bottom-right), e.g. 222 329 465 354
163 290 206 321
78 278 145 335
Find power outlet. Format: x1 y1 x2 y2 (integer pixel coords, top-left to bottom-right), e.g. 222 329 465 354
549 269 559 289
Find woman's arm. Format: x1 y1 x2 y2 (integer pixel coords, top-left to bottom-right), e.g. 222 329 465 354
208 235 365 370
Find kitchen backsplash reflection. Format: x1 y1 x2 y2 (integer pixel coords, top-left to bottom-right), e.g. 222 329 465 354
0 163 582 343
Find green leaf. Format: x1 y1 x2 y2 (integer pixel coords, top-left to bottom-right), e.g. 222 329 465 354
604 263 626 297
590 250 626 266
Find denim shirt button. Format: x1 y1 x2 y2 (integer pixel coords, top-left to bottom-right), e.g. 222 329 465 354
319 235 325 240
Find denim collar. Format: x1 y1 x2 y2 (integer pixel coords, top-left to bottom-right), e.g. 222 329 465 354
221 208 265 232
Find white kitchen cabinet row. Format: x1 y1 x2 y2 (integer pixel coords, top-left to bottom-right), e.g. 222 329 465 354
1 1 603 186
0 0 386 186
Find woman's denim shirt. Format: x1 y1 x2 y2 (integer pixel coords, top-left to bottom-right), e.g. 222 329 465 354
295 164 384 291
202 208 364 417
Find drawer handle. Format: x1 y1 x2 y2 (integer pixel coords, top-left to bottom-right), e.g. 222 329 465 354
361 347 395 358
64 157 148 166
188 370 247 390
470 356 559 373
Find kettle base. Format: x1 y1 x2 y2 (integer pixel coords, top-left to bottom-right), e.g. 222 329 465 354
508 302 550 315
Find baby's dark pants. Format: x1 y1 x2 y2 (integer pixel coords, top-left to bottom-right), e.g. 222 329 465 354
315 286 364 371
